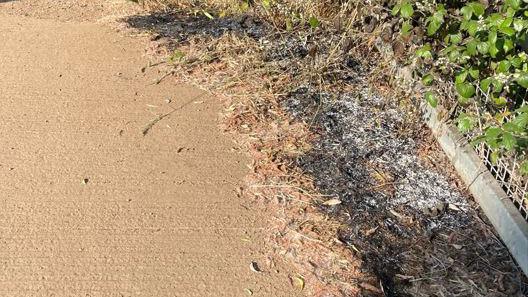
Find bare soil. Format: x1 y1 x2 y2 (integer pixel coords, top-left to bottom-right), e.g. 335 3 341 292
0 2 302 297
0 0 142 22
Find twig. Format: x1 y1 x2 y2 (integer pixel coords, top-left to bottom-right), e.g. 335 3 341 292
150 69 176 85
286 226 323 243
142 92 208 136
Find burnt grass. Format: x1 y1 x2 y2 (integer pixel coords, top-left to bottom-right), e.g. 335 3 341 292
282 83 528 296
124 11 266 48
123 9 528 296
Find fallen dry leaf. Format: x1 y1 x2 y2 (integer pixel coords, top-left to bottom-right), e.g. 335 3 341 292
359 282 382 294
250 261 262 273
364 226 379 237
395 274 414 280
389 209 405 219
323 199 342 206
292 275 305 291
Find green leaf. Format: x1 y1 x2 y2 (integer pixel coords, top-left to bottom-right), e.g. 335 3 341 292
520 161 528 176
449 32 463 44
422 73 434 86
471 135 487 146
456 71 468 83
480 78 493 92
487 13 503 27
492 79 504 93
400 2 414 19
503 122 523 133
391 4 401 16
466 20 479 36
477 42 489 54
486 127 502 138
427 18 443 35
489 44 499 58
401 21 413 36
447 47 462 62
502 132 516 151
416 44 432 58
501 17 513 28
460 5 474 20
497 60 511 73
425 91 438 108
503 38 514 53
488 30 498 44
499 26 516 36
466 39 478 55
490 150 500 164
457 113 474 133
513 19 525 32
516 73 528 88
493 96 508 107
456 82 476 98
485 127 502 149
516 106 528 113
505 0 521 9
511 56 523 68
309 16 320 28
469 68 480 79
469 2 486 17
512 113 528 128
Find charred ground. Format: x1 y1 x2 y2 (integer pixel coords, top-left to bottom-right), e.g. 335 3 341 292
282 83 527 296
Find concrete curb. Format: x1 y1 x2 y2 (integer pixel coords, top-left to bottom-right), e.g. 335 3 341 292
424 105 528 276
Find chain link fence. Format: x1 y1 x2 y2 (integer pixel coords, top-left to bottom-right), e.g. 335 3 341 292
474 142 528 221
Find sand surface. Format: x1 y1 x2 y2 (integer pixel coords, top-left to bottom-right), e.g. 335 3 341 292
0 2 300 296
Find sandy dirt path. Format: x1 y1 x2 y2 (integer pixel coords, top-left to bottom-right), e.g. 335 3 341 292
0 7 300 297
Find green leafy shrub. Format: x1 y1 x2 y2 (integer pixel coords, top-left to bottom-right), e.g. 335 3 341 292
393 0 528 174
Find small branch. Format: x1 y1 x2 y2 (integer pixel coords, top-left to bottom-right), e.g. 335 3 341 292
142 93 208 136
150 69 176 85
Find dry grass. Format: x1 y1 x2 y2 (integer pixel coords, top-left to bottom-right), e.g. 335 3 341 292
124 1 527 296
124 1 417 296
126 1 385 295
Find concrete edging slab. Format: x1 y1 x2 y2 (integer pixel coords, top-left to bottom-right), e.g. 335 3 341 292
424 106 528 276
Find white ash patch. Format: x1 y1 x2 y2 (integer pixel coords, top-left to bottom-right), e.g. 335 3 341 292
283 86 469 218
391 154 468 211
